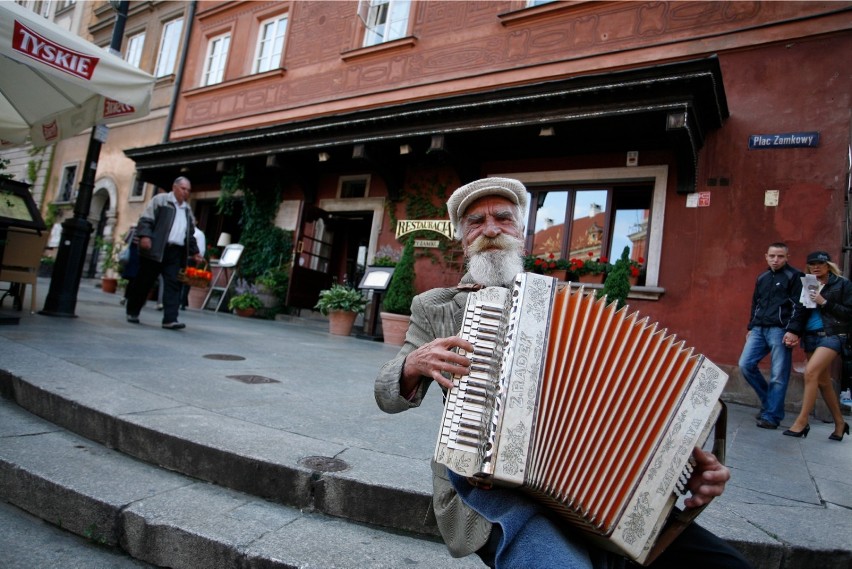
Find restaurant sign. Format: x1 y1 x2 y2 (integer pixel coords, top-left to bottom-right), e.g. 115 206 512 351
748 131 819 150
395 219 454 240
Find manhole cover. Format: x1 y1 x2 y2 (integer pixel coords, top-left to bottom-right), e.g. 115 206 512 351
203 354 246 361
226 374 279 384
298 456 349 473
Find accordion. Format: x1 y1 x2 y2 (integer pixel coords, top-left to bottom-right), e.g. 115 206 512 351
434 272 728 565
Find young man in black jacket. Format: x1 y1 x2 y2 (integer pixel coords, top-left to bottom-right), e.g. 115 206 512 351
738 242 808 429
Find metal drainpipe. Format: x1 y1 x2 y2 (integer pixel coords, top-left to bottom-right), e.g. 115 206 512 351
162 0 196 144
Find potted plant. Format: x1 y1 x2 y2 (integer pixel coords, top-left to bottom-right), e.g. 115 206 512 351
380 236 416 345
226 279 261 317
571 252 611 284
626 255 645 286
95 236 123 293
523 253 573 281
371 244 402 267
314 283 368 336
228 291 263 317
255 266 290 315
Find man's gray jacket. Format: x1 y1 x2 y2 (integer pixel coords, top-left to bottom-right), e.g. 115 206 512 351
136 192 199 263
374 273 492 558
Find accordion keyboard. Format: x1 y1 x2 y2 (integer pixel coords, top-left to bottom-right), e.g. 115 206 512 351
439 300 505 453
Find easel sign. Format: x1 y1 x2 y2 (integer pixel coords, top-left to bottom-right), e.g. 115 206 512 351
219 245 242 267
359 266 395 290
358 266 395 340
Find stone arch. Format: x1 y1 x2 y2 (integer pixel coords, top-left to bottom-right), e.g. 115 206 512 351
86 176 119 278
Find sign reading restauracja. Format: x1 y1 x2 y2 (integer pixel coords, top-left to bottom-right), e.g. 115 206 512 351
395 219 454 240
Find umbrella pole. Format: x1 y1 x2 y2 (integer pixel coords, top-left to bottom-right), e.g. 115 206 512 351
40 2 129 317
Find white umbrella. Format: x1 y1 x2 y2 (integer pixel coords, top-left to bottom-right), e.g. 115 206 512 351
0 2 154 147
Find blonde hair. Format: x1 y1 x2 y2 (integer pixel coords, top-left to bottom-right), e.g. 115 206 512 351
806 261 841 277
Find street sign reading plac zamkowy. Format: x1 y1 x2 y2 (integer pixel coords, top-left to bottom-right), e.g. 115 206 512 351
748 131 819 150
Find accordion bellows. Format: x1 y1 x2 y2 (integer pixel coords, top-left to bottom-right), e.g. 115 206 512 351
434 273 728 564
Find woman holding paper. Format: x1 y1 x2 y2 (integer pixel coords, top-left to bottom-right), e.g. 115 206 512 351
784 251 852 441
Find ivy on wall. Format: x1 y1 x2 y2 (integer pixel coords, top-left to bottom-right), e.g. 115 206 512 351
389 173 464 268
216 164 293 283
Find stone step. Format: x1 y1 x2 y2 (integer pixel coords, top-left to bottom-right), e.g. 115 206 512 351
0 400 480 569
0 346 437 538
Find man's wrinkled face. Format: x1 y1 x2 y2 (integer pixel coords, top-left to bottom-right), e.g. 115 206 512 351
461 196 522 250
461 196 524 286
765 247 788 271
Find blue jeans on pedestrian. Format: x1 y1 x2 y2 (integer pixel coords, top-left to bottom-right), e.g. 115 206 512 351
738 326 792 425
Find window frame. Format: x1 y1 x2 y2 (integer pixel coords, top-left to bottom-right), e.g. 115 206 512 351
128 174 148 203
154 17 184 78
338 175 371 199
56 163 79 203
202 32 231 86
253 13 289 74
497 166 668 291
360 0 412 48
527 184 652 272
124 31 145 69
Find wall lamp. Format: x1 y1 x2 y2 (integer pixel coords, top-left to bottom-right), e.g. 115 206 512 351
318 152 330 162
539 126 555 137
666 111 687 130
399 144 412 155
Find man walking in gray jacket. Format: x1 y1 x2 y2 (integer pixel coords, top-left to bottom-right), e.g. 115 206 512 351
125 176 201 329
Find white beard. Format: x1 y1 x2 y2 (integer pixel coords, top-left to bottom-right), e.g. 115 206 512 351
466 235 525 287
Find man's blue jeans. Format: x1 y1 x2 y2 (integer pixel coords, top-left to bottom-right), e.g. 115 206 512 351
738 326 792 425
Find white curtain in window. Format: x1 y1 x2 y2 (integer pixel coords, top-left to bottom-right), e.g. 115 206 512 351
125 32 145 68
155 18 183 78
203 34 230 86
254 15 288 73
361 0 410 47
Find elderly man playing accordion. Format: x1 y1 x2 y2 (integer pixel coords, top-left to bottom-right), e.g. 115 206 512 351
375 178 752 569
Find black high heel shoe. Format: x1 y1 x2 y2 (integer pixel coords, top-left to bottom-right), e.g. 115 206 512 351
829 422 850 441
782 424 810 438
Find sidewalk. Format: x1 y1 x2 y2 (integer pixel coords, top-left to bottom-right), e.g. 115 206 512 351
0 278 850 569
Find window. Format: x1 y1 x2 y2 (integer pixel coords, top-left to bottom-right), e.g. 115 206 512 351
125 32 145 68
202 33 230 86
57 164 78 202
527 185 651 283
339 176 370 198
360 0 411 47
254 15 288 73
129 175 147 201
32 1 50 18
154 18 183 77
527 0 557 6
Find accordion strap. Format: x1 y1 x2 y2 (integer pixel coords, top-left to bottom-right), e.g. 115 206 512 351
643 401 728 566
